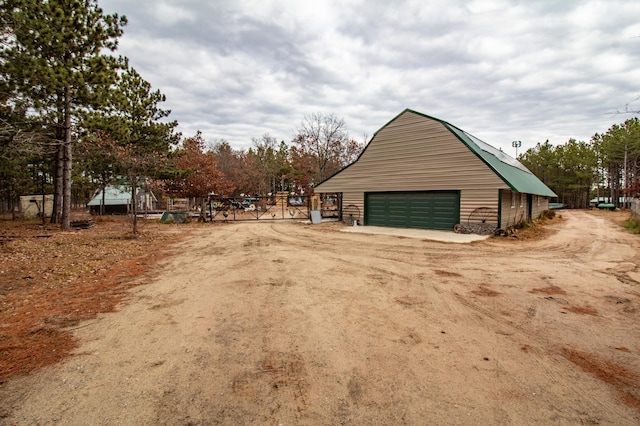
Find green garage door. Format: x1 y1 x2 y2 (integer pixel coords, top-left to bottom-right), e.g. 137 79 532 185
365 191 460 231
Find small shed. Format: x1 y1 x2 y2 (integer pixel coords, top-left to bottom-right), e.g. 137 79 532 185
87 185 157 214
314 109 556 232
19 194 54 219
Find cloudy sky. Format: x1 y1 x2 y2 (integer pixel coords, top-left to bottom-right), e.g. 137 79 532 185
99 0 640 155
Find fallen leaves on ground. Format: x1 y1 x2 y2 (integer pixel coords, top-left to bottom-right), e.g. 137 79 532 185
0 216 190 384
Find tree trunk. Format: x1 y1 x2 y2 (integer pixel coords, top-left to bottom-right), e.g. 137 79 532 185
131 180 138 235
144 180 149 218
10 180 17 221
51 93 66 224
41 164 46 225
61 88 72 230
199 198 206 221
51 142 64 224
101 176 106 216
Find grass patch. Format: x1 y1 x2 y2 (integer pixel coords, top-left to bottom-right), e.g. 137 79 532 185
622 217 640 234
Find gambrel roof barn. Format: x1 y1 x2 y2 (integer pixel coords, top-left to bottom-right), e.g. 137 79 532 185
314 109 556 232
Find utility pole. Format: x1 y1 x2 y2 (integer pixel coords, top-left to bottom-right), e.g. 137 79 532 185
624 142 628 208
512 140 522 158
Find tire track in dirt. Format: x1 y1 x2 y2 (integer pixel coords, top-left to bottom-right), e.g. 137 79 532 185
218 224 312 423
523 211 639 266
450 290 624 421
269 214 640 422
149 223 314 423
2 212 639 425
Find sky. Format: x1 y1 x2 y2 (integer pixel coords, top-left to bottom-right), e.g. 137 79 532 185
99 0 640 155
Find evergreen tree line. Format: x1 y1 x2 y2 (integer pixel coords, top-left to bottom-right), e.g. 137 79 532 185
519 117 640 209
0 1 362 231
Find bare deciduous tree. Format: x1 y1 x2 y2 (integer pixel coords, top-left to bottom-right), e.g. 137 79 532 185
292 112 363 185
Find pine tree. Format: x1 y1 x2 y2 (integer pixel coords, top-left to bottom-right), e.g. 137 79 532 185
85 66 179 234
1 0 126 229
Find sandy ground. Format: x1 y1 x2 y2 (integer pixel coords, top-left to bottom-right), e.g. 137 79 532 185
1 210 639 425
341 224 489 243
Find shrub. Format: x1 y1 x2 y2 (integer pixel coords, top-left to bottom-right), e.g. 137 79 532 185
512 219 531 230
540 209 556 220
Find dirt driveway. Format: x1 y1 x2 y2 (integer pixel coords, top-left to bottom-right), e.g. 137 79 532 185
1 210 639 425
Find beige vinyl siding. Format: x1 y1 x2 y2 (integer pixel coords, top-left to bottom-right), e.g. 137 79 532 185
341 191 364 222
315 112 506 195
500 190 528 228
315 111 513 229
531 195 549 218
497 191 550 228
460 189 499 225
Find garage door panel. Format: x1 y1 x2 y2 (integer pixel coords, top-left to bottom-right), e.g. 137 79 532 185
365 191 459 231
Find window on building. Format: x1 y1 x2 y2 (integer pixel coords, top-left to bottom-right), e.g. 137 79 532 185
511 191 515 208
520 193 524 207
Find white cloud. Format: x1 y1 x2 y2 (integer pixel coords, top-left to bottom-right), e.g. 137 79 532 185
99 0 640 153
152 3 196 25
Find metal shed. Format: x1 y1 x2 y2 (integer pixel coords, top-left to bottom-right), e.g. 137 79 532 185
314 109 556 232
87 185 157 214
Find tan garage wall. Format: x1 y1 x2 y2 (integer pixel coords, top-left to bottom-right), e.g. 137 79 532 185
500 190 527 228
531 195 550 219
499 190 551 228
341 191 365 223
316 112 506 195
460 188 499 226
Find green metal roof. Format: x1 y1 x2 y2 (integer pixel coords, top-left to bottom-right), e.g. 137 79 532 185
443 122 557 197
87 185 132 206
